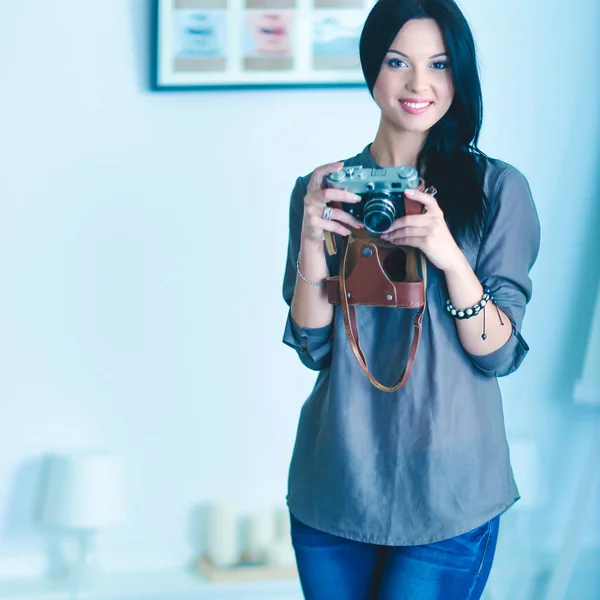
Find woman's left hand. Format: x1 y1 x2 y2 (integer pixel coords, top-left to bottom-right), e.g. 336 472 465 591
380 189 465 273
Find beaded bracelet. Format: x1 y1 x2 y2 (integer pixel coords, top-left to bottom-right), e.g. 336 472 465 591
446 286 504 340
296 252 329 287
446 286 493 319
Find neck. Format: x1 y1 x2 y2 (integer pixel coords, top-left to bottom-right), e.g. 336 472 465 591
369 116 427 168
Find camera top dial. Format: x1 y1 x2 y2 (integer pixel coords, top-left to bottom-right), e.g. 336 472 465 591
325 165 419 194
325 165 421 235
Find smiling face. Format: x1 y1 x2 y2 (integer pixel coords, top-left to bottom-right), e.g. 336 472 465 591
373 18 454 135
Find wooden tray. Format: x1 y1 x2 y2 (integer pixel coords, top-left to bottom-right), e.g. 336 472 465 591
196 556 298 583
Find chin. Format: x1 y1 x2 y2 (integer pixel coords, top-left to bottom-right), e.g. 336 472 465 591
389 116 437 135
400 122 433 134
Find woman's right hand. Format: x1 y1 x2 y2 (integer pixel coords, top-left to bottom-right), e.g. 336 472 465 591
301 162 364 244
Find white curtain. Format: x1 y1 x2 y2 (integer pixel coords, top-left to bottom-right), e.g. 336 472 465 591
575 279 600 405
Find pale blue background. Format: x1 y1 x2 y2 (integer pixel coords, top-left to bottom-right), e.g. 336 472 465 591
0 0 598 598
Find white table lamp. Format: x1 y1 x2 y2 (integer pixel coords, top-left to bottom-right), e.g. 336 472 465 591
41 451 126 584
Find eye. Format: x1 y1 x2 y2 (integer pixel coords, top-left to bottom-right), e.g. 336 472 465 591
386 58 408 69
430 61 449 70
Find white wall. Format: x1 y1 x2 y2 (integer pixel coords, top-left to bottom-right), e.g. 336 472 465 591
0 0 599 578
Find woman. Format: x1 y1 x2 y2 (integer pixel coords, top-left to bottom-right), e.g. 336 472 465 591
282 0 540 598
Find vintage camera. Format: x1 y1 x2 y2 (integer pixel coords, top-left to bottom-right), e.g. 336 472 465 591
325 165 420 235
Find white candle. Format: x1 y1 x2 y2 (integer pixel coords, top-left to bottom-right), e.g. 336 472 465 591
263 540 296 567
242 512 275 562
273 506 292 543
205 501 238 567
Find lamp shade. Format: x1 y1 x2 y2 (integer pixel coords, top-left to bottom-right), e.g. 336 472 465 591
41 451 126 530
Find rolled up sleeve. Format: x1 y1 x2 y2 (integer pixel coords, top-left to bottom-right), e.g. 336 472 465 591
283 315 333 371
281 176 334 371
468 166 541 377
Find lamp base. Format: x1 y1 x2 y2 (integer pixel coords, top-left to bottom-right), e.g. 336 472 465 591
67 530 103 592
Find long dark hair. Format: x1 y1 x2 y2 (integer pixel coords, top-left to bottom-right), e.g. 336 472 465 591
360 0 488 245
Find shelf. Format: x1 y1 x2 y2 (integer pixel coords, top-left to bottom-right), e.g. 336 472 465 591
0 569 303 600
196 556 298 583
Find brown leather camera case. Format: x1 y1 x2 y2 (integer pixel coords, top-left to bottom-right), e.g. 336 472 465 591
324 190 428 393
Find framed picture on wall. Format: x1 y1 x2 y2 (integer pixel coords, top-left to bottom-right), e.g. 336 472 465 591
152 0 375 90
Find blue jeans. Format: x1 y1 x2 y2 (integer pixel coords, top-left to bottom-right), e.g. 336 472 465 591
290 511 500 600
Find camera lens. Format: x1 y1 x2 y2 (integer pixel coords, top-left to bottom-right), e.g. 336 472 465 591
363 194 396 234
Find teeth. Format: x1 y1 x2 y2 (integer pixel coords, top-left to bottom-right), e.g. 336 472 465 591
402 101 431 109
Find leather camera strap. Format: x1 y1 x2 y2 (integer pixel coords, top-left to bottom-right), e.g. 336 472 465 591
339 239 427 393
325 230 337 256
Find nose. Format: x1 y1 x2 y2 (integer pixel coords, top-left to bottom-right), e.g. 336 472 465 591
406 67 429 94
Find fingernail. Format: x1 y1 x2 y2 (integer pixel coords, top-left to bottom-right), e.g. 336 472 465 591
404 189 415 196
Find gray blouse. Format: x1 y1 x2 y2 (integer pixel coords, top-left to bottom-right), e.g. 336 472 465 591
282 144 541 546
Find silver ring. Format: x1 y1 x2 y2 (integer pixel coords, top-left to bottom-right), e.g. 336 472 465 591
323 206 333 220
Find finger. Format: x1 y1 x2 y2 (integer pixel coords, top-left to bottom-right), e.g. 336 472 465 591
382 227 428 241
326 208 364 229
304 189 361 212
384 214 431 234
307 162 344 193
382 235 424 249
321 219 352 237
321 188 362 203
306 202 363 229
404 189 443 215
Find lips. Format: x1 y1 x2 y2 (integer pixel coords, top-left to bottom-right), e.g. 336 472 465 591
260 27 286 36
399 99 433 115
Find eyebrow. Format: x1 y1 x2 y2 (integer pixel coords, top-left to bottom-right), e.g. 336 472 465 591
387 50 448 59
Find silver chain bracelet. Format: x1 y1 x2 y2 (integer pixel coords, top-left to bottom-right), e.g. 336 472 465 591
296 252 329 287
